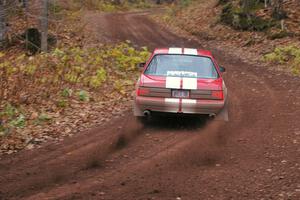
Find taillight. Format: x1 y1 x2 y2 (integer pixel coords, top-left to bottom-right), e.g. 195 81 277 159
211 90 224 100
137 87 149 96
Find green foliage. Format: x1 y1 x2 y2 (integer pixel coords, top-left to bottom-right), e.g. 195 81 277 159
71 0 153 12
33 113 52 125
0 125 5 136
0 104 26 131
218 0 230 5
179 0 192 8
78 90 89 102
114 79 135 95
267 30 291 40
89 68 107 88
23 64 37 75
114 80 126 95
263 45 300 75
220 2 274 31
162 0 192 17
61 88 73 98
99 3 118 12
1 42 149 89
64 72 79 83
38 113 52 122
1 104 17 119
109 43 150 71
9 114 26 128
0 52 5 58
49 2 64 14
57 99 68 108
0 42 150 131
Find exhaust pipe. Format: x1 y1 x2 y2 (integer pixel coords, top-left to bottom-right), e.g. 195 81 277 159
143 110 151 117
209 113 216 118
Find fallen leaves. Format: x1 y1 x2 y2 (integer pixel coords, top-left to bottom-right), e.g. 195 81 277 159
0 34 150 155
156 0 300 76
0 95 132 155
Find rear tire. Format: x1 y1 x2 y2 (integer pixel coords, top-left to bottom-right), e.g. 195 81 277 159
136 116 149 126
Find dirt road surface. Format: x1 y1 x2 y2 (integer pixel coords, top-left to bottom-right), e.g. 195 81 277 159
0 11 300 200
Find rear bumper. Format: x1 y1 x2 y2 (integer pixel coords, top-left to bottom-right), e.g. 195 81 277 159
133 96 225 116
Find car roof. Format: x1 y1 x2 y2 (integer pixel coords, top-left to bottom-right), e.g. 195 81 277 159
153 48 213 58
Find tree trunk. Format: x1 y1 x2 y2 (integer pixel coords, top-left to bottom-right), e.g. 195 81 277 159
240 0 251 16
264 0 268 8
22 0 27 8
0 0 6 43
272 0 286 20
41 0 48 52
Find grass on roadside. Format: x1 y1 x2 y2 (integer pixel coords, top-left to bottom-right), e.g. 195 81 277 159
263 45 300 75
62 0 154 12
0 42 150 136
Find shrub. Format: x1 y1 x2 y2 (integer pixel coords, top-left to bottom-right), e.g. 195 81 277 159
0 104 26 131
0 42 149 104
70 0 153 12
267 30 291 40
220 2 274 31
1 104 17 119
263 45 300 75
89 68 107 88
61 88 73 98
78 90 89 102
0 42 150 132
9 114 26 128
57 99 68 108
179 0 192 8
35 113 52 125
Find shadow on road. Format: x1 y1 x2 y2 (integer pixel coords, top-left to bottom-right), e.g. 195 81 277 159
143 114 210 131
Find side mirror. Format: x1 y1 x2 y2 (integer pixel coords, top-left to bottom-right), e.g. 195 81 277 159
219 66 226 73
138 62 146 68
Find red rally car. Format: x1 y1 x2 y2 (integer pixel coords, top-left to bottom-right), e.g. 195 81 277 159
133 47 228 121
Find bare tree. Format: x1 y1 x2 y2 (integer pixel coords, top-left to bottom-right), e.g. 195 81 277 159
22 0 27 8
264 0 269 8
271 0 286 19
0 0 6 43
241 0 251 13
41 0 48 52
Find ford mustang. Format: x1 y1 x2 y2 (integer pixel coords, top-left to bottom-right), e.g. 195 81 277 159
133 47 228 122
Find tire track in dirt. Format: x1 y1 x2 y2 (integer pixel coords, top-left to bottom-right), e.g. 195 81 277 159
0 10 299 200
0 116 145 199
23 122 221 200
20 61 279 199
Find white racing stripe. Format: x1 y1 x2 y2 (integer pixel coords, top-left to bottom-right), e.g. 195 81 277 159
182 77 197 90
182 99 197 104
169 48 182 54
166 77 181 89
165 98 180 103
184 48 198 55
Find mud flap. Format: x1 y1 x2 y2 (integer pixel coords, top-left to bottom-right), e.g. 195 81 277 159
133 101 143 116
215 100 229 122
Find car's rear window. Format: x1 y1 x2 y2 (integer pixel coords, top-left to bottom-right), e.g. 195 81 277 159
144 54 219 79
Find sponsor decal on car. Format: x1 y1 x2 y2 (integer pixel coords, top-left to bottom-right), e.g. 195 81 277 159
183 48 198 55
165 70 198 111
168 48 182 54
167 71 197 78
166 76 181 89
168 48 198 55
166 71 198 90
182 77 197 90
